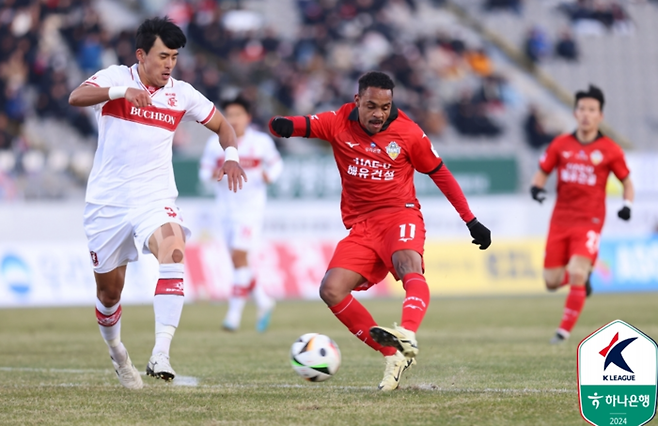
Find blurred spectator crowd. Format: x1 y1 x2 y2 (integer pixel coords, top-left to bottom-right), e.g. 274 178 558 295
182 0 517 140
1 0 517 198
558 0 633 35
522 0 633 66
3 0 638 199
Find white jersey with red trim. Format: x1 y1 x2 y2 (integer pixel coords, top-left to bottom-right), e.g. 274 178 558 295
84 64 216 207
199 127 283 216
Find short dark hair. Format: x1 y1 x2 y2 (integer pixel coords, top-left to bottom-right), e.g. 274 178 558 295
358 71 395 95
135 16 186 54
575 84 605 111
221 96 252 115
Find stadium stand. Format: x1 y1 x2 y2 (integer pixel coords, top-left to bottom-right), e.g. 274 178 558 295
3 0 652 201
453 0 658 151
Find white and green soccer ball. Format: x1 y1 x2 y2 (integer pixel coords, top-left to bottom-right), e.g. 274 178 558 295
290 333 341 382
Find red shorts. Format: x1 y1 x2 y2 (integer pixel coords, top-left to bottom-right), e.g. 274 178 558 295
327 209 426 289
544 223 602 268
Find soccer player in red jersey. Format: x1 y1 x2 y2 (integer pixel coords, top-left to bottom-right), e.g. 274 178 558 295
269 71 492 391
530 85 634 344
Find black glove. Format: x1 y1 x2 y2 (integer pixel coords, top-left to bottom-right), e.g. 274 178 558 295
530 185 546 204
617 206 631 221
467 218 491 250
270 117 293 138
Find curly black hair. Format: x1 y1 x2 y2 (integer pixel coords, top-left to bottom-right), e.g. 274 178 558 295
358 71 395 95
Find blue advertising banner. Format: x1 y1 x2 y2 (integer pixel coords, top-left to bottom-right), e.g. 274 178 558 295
593 236 658 293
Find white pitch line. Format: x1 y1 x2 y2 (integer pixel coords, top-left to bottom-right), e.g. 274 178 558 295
172 375 199 387
0 366 111 374
252 383 577 394
0 367 577 394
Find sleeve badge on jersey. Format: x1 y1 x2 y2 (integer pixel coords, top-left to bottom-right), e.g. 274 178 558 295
590 150 603 165
386 141 401 160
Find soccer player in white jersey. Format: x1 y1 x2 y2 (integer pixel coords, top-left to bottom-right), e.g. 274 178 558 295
68 17 246 389
199 96 283 333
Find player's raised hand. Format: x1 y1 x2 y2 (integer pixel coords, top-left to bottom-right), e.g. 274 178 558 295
269 117 293 138
215 160 248 192
124 87 152 108
467 218 491 250
530 185 547 203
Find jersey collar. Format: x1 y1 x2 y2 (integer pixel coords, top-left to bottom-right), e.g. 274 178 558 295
130 63 174 92
571 130 604 144
348 102 399 136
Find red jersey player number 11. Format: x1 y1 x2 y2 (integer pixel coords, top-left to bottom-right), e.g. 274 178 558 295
269 71 491 392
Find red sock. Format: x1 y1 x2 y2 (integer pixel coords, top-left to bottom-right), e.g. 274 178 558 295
401 273 430 332
558 286 587 333
560 271 570 287
329 294 396 356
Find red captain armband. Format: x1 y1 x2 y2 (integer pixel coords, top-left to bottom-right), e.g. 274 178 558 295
268 116 311 138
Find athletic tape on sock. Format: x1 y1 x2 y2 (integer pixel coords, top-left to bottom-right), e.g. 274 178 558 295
159 263 184 279
96 305 122 327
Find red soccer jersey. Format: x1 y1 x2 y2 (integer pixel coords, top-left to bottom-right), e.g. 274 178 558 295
304 103 443 228
539 132 630 228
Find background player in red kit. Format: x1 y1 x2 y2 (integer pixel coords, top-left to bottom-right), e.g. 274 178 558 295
530 85 634 344
269 72 491 391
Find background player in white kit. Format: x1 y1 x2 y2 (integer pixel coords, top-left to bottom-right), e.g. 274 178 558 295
199 96 283 333
68 17 246 389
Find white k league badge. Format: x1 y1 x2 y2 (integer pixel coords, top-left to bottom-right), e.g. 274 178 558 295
578 320 658 426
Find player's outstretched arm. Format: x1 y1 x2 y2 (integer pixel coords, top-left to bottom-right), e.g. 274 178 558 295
269 108 339 141
269 116 312 138
69 85 152 108
617 176 634 221
427 162 492 250
204 111 247 192
530 169 549 203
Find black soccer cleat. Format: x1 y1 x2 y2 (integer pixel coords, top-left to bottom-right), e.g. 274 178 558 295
369 323 418 359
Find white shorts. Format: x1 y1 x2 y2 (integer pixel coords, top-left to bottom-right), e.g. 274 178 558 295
218 212 263 253
83 199 191 273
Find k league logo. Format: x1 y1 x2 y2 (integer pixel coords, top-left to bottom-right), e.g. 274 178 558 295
600 332 637 378
578 320 658 426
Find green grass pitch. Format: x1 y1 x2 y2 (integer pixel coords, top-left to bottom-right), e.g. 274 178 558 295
1 293 658 425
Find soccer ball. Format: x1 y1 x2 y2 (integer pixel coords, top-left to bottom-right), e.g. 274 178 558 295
290 333 341 382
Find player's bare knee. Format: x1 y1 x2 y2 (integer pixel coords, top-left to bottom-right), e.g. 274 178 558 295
392 253 422 278
319 279 345 306
566 259 590 286
98 291 121 307
231 250 248 268
319 282 334 306
543 268 564 291
156 237 185 263
172 248 184 263
545 277 561 291
567 270 587 286
545 281 559 291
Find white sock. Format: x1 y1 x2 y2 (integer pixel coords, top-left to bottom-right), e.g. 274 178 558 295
153 263 185 357
252 283 274 313
95 298 126 364
152 323 175 357
225 267 252 326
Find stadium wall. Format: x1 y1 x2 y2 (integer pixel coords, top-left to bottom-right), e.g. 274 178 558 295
1 196 657 308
